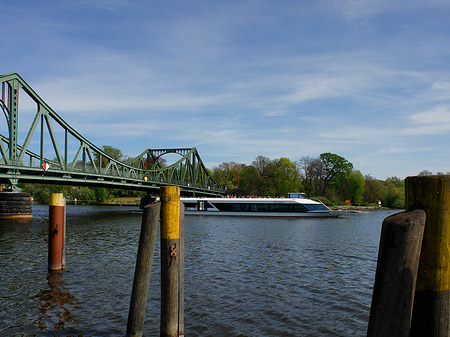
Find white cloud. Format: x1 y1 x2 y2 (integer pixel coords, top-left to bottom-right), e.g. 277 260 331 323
335 0 450 20
379 144 436 155
403 106 450 135
410 106 450 124
337 0 388 19
402 124 450 136
431 81 450 91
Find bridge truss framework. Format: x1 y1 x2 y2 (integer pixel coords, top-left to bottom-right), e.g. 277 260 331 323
0 72 224 196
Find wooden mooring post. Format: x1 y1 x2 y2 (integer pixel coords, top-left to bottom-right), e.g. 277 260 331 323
368 175 450 337
160 186 181 337
367 210 425 337
48 193 66 271
178 200 185 337
126 186 184 337
126 201 161 337
406 175 450 337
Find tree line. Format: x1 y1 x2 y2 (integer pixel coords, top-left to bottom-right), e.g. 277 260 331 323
20 183 145 205
18 146 406 208
211 153 405 208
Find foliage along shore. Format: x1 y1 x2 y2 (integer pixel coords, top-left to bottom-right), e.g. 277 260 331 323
211 153 405 209
16 145 412 209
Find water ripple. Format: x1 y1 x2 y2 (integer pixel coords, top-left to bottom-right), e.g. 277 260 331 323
0 205 397 336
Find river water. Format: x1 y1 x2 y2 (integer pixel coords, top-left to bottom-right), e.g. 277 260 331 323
0 205 398 336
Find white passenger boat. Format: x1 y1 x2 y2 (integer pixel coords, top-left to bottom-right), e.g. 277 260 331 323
181 193 338 217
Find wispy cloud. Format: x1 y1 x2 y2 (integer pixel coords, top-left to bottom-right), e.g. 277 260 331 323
335 0 450 20
402 105 450 135
410 105 450 124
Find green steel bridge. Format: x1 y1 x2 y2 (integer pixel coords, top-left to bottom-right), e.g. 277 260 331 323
0 72 224 196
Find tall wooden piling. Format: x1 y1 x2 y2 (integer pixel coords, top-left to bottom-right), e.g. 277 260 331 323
160 186 180 337
126 201 161 337
48 193 65 271
178 201 185 337
367 210 425 337
406 175 450 337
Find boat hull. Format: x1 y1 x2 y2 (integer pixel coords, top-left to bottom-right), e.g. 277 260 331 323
184 210 339 217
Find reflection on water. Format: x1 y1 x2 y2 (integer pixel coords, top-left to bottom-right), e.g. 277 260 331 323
0 205 400 336
34 271 80 331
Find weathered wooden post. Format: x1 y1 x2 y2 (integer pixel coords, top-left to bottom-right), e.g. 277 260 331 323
48 193 66 271
160 186 180 337
126 202 161 337
406 175 450 337
179 201 185 337
366 210 426 337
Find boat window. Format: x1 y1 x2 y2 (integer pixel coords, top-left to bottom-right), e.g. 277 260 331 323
213 202 308 213
288 193 306 199
182 202 197 208
303 204 329 211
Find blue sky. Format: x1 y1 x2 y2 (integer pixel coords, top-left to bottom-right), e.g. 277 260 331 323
2 0 450 180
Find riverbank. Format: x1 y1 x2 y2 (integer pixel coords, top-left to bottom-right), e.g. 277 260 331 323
104 197 141 206
333 205 388 210
62 197 141 206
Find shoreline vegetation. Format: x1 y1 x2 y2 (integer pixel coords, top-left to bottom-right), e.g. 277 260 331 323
63 197 142 207
17 147 407 209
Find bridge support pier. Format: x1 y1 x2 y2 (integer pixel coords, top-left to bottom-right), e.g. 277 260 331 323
0 190 32 220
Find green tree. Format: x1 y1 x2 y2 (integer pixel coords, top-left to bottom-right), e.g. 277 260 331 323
252 156 271 176
387 176 404 189
21 183 68 203
251 156 273 195
298 156 320 196
346 170 365 204
212 166 227 186
212 162 244 193
94 187 108 203
363 175 384 204
94 145 125 168
102 145 124 161
268 157 302 197
238 165 261 196
75 186 96 201
319 152 353 195
382 177 405 208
